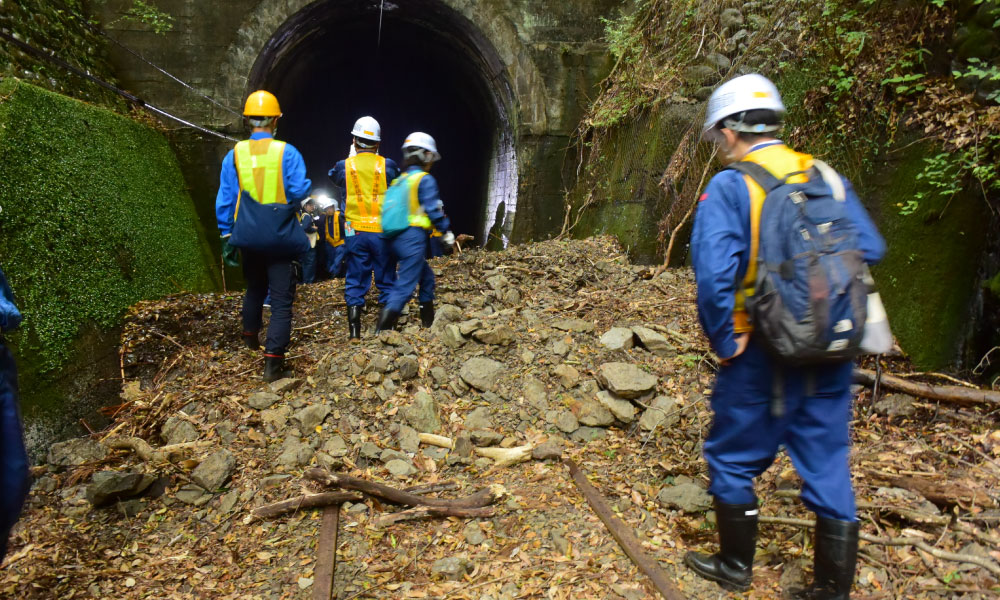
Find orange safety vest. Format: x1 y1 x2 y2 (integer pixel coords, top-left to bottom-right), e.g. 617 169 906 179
325 210 344 247
344 152 387 233
732 143 815 334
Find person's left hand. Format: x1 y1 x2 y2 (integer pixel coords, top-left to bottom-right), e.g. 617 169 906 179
718 333 749 366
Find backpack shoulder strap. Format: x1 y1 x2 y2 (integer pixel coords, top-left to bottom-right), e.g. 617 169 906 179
811 159 846 202
727 161 784 194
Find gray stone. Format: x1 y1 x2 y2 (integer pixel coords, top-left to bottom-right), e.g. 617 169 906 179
248 392 281 410
117 499 144 518
386 459 417 477
175 484 209 505
551 530 571 555
398 425 420 453
218 490 240 514
552 364 580 388
432 556 475 581
405 391 441 433
430 367 448 385
720 7 744 30
600 327 635 351
454 435 473 458
596 391 638 424
161 417 199 445
86 471 148 507
371 354 392 373
215 421 236 445
261 474 293 488
431 304 462 330
551 340 570 357
458 319 483 335
464 407 494 430
294 403 331 434
694 86 715 101
523 377 549 410
269 378 303 394
570 427 607 443
486 274 509 290
555 410 580 434
440 324 466 348
365 372 383 384
520 350 536 364
473 457 493 470
684 65 719 86
552 318 595 333
473 325 516 346
597 362 658 399
460 357 505 391
322 435 348 458
705 52 732 71
873 393 916 418
396 356 419 381
575 397 615 427
380 449 408 463
638 396 679 431
379 330 404 346
48 438 108 466
631 326 674 357
192 450 236 491
470 429 504 446
360 442 382 459
277 438 314 468
260 405 291 432
464 521 486 545
34 476 58 494
657 482 712 513
424 446 448 461
531 441 563 461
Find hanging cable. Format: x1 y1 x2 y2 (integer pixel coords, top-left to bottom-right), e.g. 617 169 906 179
377 0 386 51
42 0 242 117
0 29 238 142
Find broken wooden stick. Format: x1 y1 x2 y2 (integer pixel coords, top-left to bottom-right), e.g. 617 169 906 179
853 369 1000 408
403 481 460 495
565 459 686 600
418 433 454 449
863 470 998 509
304 468 505 509
373 505 496 528
248 492 363 522
104 436 211 462
313 505 341 600
474 444 533 468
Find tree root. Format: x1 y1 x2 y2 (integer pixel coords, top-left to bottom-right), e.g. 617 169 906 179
246 492 364 522
304 468 505 509
104 436 210 462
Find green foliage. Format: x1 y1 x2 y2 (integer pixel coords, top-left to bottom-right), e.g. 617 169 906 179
953 58 1000 103
0 80 214 372
110 0 174 35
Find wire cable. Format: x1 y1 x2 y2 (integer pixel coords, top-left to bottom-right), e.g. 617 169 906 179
0 29 238 142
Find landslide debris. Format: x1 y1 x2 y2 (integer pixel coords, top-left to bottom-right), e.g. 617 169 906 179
3 237 999 599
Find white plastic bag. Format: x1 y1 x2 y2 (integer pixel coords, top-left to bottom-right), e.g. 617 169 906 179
860 266 892 354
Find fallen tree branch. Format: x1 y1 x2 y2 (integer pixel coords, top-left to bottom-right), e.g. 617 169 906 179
760 516 1000 577
418 433 454 449
853 369 1000 407
565 459 686 600
863 470 998 509
104 436 211 462
373 505 496 528
474 445 533 468
304 468 504 509
247 492 363 522
403 481 460 495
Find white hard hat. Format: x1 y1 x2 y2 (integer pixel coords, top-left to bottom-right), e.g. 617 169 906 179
351 116 381 142
402 132 441 162
314 195 336 212
702 74 786 141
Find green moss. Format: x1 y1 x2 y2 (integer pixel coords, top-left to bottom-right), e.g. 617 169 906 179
862 137 988 370
0 80 215 372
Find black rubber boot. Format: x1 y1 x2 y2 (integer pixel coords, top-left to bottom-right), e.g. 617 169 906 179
242 331 260 350
348 306 362 341
685 501 759 592
263 354 285 383
374 307 400 334
790 518 858 600
419 302 435 328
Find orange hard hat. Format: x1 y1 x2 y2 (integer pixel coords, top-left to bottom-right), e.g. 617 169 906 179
243 90 282 117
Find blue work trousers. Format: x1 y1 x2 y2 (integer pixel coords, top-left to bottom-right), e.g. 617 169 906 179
241 249 296 356
385 227 435 313
0 343 28 560
326 244 346 279
344 231 395 307
298 246 317 284
704 339 857 521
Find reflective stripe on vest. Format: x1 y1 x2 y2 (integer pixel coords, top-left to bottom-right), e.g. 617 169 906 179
395 170 432 230
325 210 344 247
233 140 287 217
344 153 387 233
732 143 815 334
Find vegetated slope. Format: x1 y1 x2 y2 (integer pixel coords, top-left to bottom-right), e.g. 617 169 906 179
3 238 999 599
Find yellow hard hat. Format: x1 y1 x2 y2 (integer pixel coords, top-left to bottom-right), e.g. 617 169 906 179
243 90 282 117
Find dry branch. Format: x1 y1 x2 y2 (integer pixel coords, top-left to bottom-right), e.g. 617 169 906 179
304 468 504 509
474 445 533 467
854 369 1000 407
403 481 460 495
864 470 998 509
373 505 496 528
418 433 454 449
104 436 211 462
565 459 686 600
247 492 363 521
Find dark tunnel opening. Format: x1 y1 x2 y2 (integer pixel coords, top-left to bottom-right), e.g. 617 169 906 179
246 0 517 244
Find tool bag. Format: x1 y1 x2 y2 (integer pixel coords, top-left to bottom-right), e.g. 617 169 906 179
229 196 310 257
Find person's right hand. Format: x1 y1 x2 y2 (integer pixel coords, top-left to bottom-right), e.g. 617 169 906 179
718 333 749 366
441 231 456 250
220 234 240 267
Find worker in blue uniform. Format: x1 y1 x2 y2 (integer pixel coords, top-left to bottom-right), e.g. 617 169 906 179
298 198 321 284
376 132 455 332
685 74 886 600
0 264 28 560
317 196 347 278
328 117 401 340
216 90 312 381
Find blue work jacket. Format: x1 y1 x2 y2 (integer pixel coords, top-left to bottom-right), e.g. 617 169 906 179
215 132 312 236
0 266 21 334
328 152 400 212
690 141 886 359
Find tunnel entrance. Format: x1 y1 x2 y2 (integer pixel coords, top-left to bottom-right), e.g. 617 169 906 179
247 0 517 244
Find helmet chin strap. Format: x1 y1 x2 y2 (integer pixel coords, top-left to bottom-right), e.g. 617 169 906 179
722 111 782 134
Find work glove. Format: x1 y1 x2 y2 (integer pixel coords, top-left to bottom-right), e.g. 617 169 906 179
441 231 456 254
220 234 240 267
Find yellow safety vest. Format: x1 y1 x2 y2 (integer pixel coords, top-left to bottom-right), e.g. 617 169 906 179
732 143 815 333
399 171 433 230
233 139 287 220
344 153 387 233
325 210 344 247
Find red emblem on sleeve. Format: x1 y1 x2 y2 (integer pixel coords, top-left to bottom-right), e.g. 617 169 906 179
699 193 708 202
